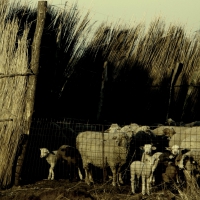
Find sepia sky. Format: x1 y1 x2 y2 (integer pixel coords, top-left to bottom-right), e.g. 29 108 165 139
11 0 200 34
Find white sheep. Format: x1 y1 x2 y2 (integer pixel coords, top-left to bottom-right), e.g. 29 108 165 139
120 123 140 135
76 132 129 186
180 134 200 151
135 126 150 134
130 154 157 195
169 127 200 147
40 148 58 180
104 123 121 133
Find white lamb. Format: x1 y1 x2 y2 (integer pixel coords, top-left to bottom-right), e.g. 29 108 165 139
40 148 57 180
130 154 157 195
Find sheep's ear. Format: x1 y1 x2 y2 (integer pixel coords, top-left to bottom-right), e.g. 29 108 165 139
116 140 121 146
165 147 171 150
152 146 156 150
139 146 144 150
181 148 190 154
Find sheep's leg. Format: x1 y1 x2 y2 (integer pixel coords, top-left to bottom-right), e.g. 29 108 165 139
118 172 124 185
78 168 83 180
130 173 135 194
84 165 93 185
141 175 146 195
48 166 54 180
146 177 151 195
48 168 51 180
110 166 117 186
117 165 124 185
136 175 140 189
176 173 179 184
88 169 94 183
84 168 90 185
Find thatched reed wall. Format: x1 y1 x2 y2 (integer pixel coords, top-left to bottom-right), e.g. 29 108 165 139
0 0 30 187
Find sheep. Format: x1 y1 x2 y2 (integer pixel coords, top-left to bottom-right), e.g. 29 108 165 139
165 118 176 126
176 150 200 170
184 121 200 127
176 153 199 193
180 134 200 151
150 145 181 186
104 123 121 133
120 124 139 137
76 131 129 186
130 154 157 195
56 145 84 181
152 126 187 137
40 148 58 180
169 127 200 147
162 162 180 190
135 126 150 133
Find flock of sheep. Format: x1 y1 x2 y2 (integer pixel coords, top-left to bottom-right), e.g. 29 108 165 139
39 119 200 195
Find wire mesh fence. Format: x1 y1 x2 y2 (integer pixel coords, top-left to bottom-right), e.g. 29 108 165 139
21 118 111 184
20 118 200 190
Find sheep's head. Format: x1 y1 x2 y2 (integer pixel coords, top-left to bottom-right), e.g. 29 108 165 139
140 144 156 155
120 125 132 133
145 154 157 166
105 123 121 133
178 155 198 170
163 128 176 139
165 118 176 125
112 133 129 147
166 145 180 156
40 148 49 158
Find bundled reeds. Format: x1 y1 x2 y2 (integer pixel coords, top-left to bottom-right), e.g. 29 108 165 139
0 0 93 188
0 0 30 187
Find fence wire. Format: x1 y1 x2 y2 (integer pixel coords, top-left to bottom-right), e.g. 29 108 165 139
20 118 200 188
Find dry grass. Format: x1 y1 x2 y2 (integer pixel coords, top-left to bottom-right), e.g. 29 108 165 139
80 17 200 122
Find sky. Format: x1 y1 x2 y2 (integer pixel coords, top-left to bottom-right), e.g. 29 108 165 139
11 0 200 35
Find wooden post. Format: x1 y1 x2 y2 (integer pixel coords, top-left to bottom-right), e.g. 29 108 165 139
166 62 183 121
14 1 47 186
97 61 108 122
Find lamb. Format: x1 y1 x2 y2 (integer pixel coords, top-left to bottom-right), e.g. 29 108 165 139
130 154 157 195
176 150 200 170
40 148 58 180
176 153 199 193
40 145 84 181
162 162 179 189
150 145 181 185
56 145 84 181
76 131 129 186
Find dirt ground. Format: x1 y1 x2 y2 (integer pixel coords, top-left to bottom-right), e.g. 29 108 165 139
0 179 182 200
